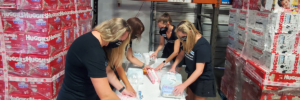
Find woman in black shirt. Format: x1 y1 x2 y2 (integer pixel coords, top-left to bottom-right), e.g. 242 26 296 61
150 13 182 71
170 20 216 100
57 17 132 100
108 17 152 95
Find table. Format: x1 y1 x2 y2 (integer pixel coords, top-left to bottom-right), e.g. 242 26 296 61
116 53 186 100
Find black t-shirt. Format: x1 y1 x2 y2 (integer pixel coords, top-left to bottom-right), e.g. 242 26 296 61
57 32 107 100
184 37 214 80
159 25 178 43
160 25 179 58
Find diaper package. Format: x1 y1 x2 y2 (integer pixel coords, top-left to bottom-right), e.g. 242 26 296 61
160 72 185 98
127 68 143 84
147 69 160 84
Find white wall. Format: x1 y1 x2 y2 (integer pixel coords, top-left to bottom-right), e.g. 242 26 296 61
97 0 151 53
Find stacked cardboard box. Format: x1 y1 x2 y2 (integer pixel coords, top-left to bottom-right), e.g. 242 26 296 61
0 0 92 99
222 0 300 99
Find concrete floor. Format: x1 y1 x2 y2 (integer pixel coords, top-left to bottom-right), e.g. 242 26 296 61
178 67 222 100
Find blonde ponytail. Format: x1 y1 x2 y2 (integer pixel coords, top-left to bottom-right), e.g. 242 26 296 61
175 20 200 53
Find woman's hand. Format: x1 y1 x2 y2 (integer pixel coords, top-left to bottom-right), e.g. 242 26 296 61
154 63 164 71
169 67 176 73
150 52 157 59
172 84 187 96
121 89 136 97
125 85 136 95
143 65 152 70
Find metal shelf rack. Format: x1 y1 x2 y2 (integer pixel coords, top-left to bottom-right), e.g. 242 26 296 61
144 0 221 68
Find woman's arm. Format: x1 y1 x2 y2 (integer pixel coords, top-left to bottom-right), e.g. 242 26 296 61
172 63 205 96
169 50 184 73
115 65 135 93
164 39 180 63
106 65 136 97
91 78 120 100
182 63 205 87
106 65 125 91
126 47 147 67
150 36 165 58
155 39 180 71
155 36 165 53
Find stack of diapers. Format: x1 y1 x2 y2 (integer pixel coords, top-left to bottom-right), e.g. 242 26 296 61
160 72 186 98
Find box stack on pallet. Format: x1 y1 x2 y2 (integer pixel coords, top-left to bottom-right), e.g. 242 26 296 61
0 0 93 99
221 0 300 99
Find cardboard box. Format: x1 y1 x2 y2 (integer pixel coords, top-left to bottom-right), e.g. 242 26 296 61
8 75 63 99
1 10 62 34
3 31 64 56
261 0 298 13
243 61 300 89
6 51 64 78
17 0 58 10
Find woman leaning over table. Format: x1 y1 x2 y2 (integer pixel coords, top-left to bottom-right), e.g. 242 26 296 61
170 20 216 100
57 17 131 100
106 17 152 96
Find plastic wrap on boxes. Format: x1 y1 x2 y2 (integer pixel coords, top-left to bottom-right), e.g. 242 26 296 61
235 25 246 54
1 10 62 34
249 0 261 10
247 28 265 50
6 51 64 78
8 75 63 100
57 0 72 10
260 90 283 100
232 0 243 8
63 45 69 70
228 9 239 49
264 33 299 54
269 13 299 34
253 11 271 31
4 31 64 56
241 73 264 100
238 9 248 26
0 81 5 95
73 26 80 39
280 88 300 100
245 44 297 73
242 0 250 10
0 0 17 9
261 0 298 13
243 61 300 89
160 72 184 98
60 9 76 29
247 10 257 28
237 25 246 42
64 27 74 48
17 0 58 10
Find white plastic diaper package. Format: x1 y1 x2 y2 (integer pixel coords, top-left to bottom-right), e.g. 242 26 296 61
160 72 186 98
127 68 144 84
132 53 146 67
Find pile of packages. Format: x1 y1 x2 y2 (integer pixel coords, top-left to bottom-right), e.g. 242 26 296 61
222 0 300 99
0 0 92 99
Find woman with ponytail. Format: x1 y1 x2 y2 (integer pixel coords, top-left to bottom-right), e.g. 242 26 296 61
170 20 216 100
58 17 131 100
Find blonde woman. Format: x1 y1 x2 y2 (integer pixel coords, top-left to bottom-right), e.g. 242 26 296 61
170 20 216 100
108 17 152 96
57 17 132 100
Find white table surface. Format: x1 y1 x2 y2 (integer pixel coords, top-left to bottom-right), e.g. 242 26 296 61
116 53 186 100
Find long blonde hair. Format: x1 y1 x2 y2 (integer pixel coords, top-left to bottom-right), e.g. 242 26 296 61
175 20 200 53
93 17 132 68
